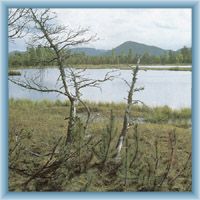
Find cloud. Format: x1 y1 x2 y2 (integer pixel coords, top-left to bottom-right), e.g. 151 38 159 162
9 8 192 52
54 8 191 50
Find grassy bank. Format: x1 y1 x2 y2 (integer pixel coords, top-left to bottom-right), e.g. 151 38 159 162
9 64 192 71
9 99 192 128
9 99 192 192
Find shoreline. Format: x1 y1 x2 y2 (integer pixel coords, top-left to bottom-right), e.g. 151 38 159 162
9 98 191 111
9 98 192 131
9 64 192 71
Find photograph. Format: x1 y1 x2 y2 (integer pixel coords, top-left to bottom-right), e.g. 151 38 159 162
8 8 192 192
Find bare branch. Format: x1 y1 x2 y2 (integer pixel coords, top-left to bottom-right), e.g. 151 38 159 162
9 77 66 96
8 8 30 39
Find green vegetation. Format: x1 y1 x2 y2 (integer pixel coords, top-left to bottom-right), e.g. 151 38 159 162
9 99 191 191
9 45 192 69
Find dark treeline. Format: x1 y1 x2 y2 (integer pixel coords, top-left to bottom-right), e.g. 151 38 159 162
9 46 192 68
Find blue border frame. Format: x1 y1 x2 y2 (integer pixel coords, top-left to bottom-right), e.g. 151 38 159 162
0 0 199 199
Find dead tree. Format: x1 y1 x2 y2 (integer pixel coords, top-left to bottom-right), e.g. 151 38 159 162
116 58 144 159
66 68 116 133
9 9 116 144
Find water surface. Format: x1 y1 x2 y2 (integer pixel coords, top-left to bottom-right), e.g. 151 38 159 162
9 68 191 109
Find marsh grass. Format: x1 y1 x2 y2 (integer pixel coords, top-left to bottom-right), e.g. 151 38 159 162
9 99 191 191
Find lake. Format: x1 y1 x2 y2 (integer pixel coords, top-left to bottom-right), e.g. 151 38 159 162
9 67 192 109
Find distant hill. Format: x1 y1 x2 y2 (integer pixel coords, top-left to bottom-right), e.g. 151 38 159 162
107 41 168 56
71 41 170 56
71 47 107 56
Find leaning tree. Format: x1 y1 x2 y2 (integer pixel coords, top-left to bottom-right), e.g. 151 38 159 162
9 8 116 144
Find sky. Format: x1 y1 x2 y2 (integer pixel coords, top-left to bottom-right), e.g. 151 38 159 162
9 8 192 52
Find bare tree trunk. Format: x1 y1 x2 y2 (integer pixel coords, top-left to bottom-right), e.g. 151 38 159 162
116 107 130 159
116 58 141 159
56 59 77 144
66 99 76 143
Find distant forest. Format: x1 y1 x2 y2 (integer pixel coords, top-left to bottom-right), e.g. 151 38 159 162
9 46 192 68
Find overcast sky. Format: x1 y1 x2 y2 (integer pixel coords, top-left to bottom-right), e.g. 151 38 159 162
9 8 192 52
